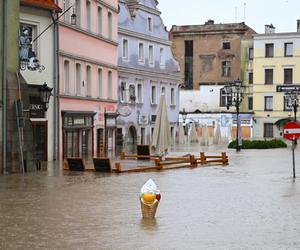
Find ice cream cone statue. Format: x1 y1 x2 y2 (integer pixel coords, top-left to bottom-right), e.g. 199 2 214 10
139 179 161 219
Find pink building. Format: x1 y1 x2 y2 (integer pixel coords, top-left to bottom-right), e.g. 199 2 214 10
57 0 118 160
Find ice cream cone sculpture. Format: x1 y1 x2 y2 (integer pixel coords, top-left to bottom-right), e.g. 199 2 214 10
139 179 161 219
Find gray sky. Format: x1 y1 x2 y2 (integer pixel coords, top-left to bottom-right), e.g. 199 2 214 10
158 0 300 33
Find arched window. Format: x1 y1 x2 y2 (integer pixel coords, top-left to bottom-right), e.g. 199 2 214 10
108 70 112 99
86 65 91 97
86 1 91 31
97 7 102 35
108 12 112 39
98 68 102 98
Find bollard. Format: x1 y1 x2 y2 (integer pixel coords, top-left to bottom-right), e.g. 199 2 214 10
200 152 206 165
115 162 122 173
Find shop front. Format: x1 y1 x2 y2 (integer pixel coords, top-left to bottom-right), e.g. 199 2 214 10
62 111 95 160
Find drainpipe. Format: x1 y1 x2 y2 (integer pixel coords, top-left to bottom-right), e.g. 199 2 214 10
51 10 59 161
2 0 8 174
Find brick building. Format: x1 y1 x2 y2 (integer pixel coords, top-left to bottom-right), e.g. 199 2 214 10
169 20 256 89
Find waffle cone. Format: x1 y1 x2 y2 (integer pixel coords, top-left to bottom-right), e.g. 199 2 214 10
140 199 159 219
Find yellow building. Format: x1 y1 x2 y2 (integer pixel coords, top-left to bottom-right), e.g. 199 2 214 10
252 23 300 138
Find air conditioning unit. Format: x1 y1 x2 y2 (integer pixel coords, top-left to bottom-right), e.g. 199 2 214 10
138 114 149 125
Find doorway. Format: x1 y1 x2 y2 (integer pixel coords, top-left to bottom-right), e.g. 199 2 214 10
32 122 47 161
127 126 137 153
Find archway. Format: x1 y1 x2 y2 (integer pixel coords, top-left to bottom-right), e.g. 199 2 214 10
127 125 137 153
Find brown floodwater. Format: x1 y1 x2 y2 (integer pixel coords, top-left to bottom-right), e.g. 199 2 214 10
1 145 300 249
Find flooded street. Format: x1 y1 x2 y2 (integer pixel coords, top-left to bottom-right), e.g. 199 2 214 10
1 146 300 249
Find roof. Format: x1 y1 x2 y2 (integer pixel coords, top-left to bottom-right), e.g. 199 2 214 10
171 21 256 35
21 0 62 12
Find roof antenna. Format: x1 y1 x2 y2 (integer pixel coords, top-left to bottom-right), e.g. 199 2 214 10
243 2 246 22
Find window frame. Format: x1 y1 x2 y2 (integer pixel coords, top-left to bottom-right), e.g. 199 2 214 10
97 6 102 35
283 95 293 111
119 80 127 103
284 42 293 57
159 47 165 67
264 123 274 138
248 96 253 110
170 87 175 106
264 68 273 85
151 83 157 105
248 47 254 60
122 38 128 60
265 43 274 58
136 81 143 103
148 44 154 66
98 68 103 98
147 17 153 32
63 60 70 94
222 41 230 50
284 68 293 84
222 61 231 77
264 96 273 111
138 41 144 64
248 72 253 84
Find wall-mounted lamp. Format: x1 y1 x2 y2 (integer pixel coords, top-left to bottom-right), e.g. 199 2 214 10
71 8 77 25
39 83 53 111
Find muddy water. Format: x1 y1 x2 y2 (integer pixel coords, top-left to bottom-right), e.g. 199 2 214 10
1 147 300 249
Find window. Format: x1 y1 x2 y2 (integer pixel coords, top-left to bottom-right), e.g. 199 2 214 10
248 97 253 110
284 43 293 57
147 17 153 32
248 72 253 84
222 41 230 49
220 88 232 107
151 84 156 104
138 42 144 62
64 61 70 94
20 24 37 60
161 86 165 95
120 81 126 102
284 96 293 111
265 69 273 84
184 40 193 89
122 39 128 60
264 96 273 111
63 0 70 22
137 82 143 103
108 71 112 99
75 0 81 26
159 47 165 66
264 123 274 138
108 12 112 39
86 65 91 97
171 87 175 105
141 128 146 144
222 61 231 77
248 47 254 60
265 43 274 57
76 63 81 95
284 68 293 84
98 68 102 98
86 1 91 31
97 7 102 35
129 84 136 103
148 45 154 65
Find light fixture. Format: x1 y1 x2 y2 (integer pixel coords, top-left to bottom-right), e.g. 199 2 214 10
39 82 53 111
71 8 77 25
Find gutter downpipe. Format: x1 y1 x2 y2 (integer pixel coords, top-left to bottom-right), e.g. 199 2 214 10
51 9 59 161
2 0 8 175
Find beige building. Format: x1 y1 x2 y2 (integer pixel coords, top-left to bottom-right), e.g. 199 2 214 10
169 20 256 90
252 23 300 138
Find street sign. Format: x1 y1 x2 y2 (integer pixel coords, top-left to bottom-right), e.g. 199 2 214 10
276 85 300 92
283 121 300 141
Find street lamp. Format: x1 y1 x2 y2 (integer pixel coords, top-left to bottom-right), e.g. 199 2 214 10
181 108 188 135
223 79 244 152
39 83 53 111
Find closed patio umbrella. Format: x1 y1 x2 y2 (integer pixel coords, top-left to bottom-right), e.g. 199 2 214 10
178 124 185 144
213 122 221 144
189 122 198 143
151 94 172 157
200 124 209 146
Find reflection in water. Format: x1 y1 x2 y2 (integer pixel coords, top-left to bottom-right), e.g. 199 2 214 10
0 147 300 249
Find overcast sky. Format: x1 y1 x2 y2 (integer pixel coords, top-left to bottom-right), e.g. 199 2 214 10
158 0 300 33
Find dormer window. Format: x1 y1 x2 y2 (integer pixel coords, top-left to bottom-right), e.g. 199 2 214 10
148 17 153 32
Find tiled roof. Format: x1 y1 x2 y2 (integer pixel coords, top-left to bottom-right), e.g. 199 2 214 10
21 0 62 12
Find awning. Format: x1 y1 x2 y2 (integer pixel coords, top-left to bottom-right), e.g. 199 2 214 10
274 117 294 128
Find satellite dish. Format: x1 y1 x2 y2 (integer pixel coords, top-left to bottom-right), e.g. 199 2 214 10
117 105 132 117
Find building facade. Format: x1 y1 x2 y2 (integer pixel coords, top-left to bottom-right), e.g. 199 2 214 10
58 0 118 159
252 23 300 138
169 20 256 90
1 0 20 173
20 0 61 165
117 0 180 153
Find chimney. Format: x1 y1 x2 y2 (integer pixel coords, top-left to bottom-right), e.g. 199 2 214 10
297 20 300 32
205 19 214 25
265 24 275 34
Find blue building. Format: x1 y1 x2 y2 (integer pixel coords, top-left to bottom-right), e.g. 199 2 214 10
117 0 180 153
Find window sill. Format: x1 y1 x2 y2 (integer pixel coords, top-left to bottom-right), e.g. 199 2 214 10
151 103 157 106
